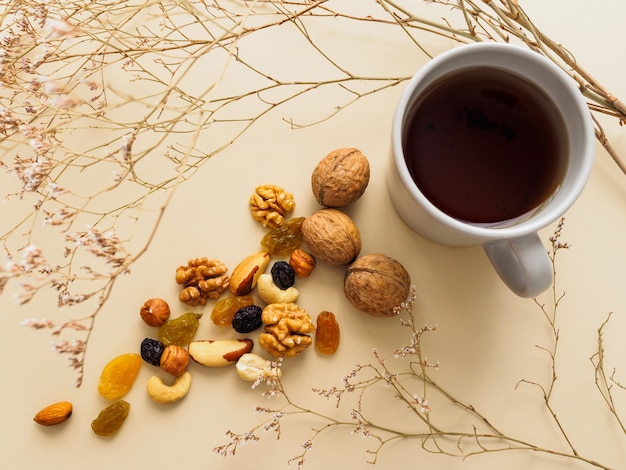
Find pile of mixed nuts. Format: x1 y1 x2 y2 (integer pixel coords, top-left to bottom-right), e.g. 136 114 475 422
33 147 412 438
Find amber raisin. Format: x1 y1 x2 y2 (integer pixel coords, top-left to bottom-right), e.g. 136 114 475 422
91 400 130 437
260 217 304 255
271 261 295 290
97 353 142 400
140 338 165 366
232 305 263 333
158 312 201 347
211 295 254 326
315 311 340 355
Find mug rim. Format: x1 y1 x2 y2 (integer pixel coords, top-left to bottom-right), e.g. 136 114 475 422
391 42 595 239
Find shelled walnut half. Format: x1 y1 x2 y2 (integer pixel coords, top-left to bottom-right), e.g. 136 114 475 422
249 184 296 228
259 303 315 357
175 257 229 306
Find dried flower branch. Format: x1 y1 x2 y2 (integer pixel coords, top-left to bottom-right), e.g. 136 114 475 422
216 219 624 468
1 1 624 387
590 313 626 436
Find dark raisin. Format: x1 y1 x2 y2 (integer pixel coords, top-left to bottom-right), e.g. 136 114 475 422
232 305 263 333
271 261 295 290
140 338 165 366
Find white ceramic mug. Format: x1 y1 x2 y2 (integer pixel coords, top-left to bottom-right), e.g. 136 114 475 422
387 43 594 297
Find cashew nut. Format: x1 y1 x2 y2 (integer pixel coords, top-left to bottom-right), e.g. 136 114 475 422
257 273 298 304
147 371 192 404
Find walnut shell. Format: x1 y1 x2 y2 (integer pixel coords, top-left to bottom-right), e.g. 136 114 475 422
344 253 411 317
301 209 361 266
311 148 370 207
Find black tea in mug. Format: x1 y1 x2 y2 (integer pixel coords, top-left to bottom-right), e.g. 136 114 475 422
403 67 568 224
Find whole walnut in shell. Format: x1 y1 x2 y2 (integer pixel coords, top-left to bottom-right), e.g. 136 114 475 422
301 209 361 266
344 253 411 317
311 148 370 207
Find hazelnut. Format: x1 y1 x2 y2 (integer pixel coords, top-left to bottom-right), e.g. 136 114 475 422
344 253 411 317
140 298 171 327
289 249 316 278
160 344 189 377
311 148 370 207
301 209 361 266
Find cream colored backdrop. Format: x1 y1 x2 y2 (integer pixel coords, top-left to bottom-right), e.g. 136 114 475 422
1 1 625 469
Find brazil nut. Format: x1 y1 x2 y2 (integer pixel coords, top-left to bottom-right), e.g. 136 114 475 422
188 339 254 367
229 252 271 295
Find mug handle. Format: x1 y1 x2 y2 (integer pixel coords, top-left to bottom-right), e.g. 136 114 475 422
483 234 552 298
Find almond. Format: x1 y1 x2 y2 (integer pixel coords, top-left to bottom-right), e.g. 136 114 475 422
33 401 73 426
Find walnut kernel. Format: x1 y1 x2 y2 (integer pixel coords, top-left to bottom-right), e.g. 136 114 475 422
312 148 370 207
301 208 361 266
175 258 229 306
250 184 296 228
259 303 315 357
344 253 411 317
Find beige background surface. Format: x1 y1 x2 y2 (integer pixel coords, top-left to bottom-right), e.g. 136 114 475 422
1 1 625 469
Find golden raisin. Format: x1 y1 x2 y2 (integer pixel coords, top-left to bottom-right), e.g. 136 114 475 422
260 217 304 255
91 400 130 437
158 312 201 346
211 295 254 326
97 353 142 400
315 311 340 355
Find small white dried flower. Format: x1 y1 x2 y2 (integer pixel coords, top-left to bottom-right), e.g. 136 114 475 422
45 182 67 196
21 317 55 329
45 19 78 38
43 207 77 225
412 394 430 415
43 79 63 95
120 132 136 161
50 339 85 354
50 94 82 109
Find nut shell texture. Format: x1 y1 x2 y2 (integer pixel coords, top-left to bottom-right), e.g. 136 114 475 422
302 209 361 266
312 148 370 207
344 253 411 317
